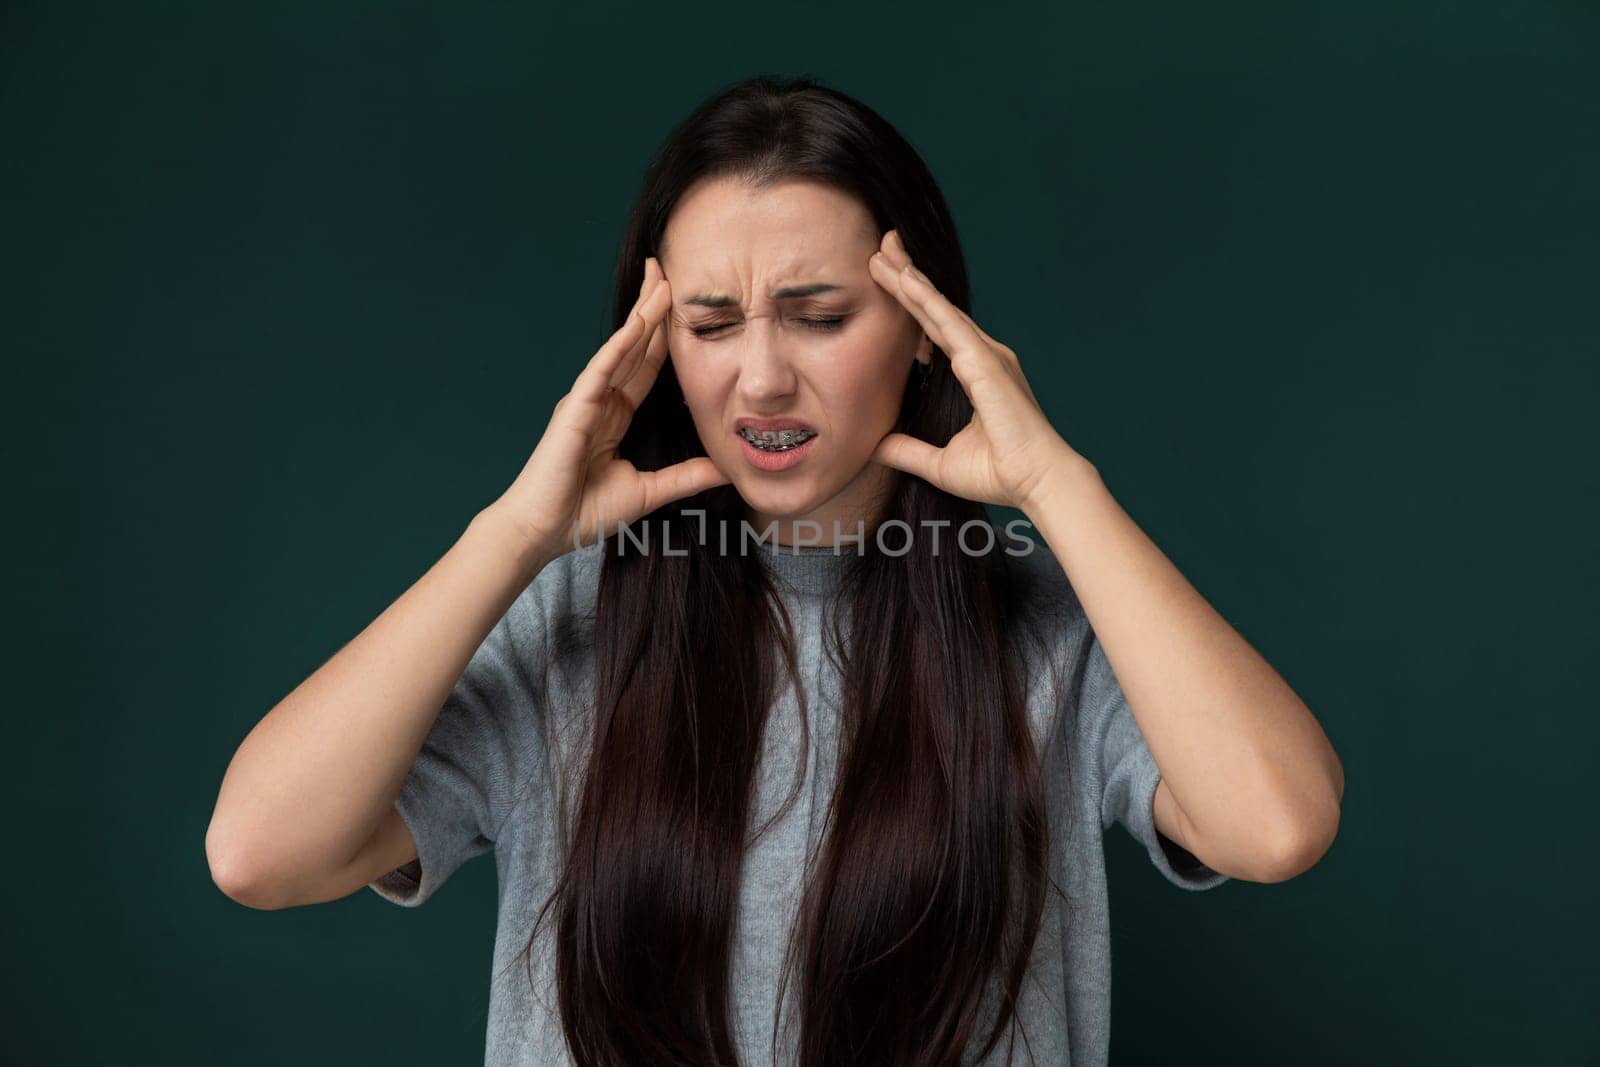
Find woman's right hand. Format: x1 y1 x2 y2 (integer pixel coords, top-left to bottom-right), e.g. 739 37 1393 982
485 257 729 565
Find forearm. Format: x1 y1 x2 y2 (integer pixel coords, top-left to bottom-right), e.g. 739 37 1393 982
205 507 551 902
1023 447 1343 876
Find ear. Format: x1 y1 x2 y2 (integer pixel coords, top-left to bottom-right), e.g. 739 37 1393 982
914 330 932 366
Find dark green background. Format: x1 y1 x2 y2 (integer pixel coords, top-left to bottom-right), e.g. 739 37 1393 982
8 1 1596 1063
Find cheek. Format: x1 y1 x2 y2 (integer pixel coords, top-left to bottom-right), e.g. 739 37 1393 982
669 350 716 402
670 355 734 446
825 335 909 420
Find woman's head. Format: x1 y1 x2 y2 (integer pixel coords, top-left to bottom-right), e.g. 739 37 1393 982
660 176 930 540
521 76 1055 1067
609 75 974 544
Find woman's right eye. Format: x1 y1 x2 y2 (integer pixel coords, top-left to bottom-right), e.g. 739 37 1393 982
690 316 845 339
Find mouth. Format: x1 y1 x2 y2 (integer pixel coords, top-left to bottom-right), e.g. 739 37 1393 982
734 418 818 453
733 417 820 472
736 427 818 452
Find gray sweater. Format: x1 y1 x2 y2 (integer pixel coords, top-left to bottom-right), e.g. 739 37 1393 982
368 529 1229 1065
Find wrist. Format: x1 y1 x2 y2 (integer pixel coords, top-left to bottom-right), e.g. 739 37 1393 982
1019 442 1101 521
467 505 556 585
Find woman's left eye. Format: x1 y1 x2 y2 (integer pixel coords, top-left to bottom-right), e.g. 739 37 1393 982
689 315 846 338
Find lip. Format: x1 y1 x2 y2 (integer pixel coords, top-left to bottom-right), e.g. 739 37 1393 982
734 416 818 433
734 419 819 473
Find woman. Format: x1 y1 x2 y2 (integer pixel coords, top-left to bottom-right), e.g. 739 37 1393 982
206 76 1344 1066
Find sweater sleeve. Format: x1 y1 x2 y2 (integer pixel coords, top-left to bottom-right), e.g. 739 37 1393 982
367 586 552 907
1082 627 1230 892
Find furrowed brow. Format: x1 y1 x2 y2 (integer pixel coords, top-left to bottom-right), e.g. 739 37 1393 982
684 282 847 308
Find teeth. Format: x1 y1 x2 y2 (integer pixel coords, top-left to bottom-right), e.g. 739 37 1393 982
740 427 816 452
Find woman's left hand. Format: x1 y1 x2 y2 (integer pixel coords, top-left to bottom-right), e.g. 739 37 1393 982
868 229 1088 513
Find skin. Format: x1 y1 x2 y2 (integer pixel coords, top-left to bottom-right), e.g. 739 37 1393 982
486 181 1343 883
658 176 931 546
212 177 1328 911
865 230 1345 882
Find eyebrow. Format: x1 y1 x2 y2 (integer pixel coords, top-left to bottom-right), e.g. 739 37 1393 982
683 283 847 308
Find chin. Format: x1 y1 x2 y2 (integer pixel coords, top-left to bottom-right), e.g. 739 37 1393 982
730 475 828 520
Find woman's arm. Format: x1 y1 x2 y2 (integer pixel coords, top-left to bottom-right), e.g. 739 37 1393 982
1024 450 1344 884
206 258 719 910
204 506 549 910
863 231 1342 883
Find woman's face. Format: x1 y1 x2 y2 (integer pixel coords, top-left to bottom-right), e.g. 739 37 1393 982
659 177 930 546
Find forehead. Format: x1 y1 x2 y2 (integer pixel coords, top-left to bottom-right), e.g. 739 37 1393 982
660 177 877 284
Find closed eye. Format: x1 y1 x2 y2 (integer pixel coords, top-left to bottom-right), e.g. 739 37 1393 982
690 315 846 338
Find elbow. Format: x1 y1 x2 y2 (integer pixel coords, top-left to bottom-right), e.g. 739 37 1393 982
1254 747 1344 884
1257 797 1342 884
205 820 290 911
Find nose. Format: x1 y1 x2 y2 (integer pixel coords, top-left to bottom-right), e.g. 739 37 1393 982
734 314 799 407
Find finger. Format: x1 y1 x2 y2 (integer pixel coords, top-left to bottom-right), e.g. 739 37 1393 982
868 251 951 349
892 264 989 370
606 259 669 392
571 258 659 402
638 456 730 512
614 280 673 406
940 301 1018 373
867 253 994 382
572 260 669 403
870 233 943 341
877 231 1022 366
965 318 1016 364
871 431 943 484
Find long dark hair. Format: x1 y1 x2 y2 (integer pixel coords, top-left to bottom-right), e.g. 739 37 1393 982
517 75 1063 1066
